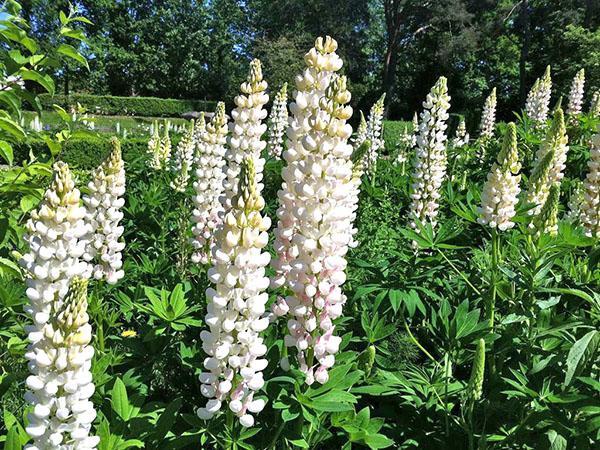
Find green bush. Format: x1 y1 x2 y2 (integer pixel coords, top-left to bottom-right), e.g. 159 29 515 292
383 120 411 153
33 93 217 118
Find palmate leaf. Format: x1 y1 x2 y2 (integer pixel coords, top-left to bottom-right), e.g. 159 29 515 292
564 330 599 386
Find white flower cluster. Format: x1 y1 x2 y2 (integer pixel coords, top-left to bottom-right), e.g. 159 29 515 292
267 83 289 158
525 108 569 216
567 69 585 117
452 118 469 148
396 124 413 165
479 87 497 139
147 124 161 169
83 138 126 284
589 90 600 118
409 76 451 231
271 36 343 290
581 130 599 238
197 158 271 428
170 121 196 192
272 36 354 385
525 65 552 128
362 94 385 175
353 111 367 149
532 183 560 237
477 122 521 231
223 59 269 214
20 163 98 449
191 103 228 264
566 180 584 222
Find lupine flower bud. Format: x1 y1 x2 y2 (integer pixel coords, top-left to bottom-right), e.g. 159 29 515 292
353 111 367 150
362 94 385 176
170 121 196 192
479 88 497 139
191 103 228 264
267 83 289 158
409 76 451 231
478 123 521 231
466 339 485 402
581 130 599 238
526 108 569 216
525 65 552 128
567 69 585 117
271 37 354 385
83 138 126 284
532 183 560 237
223 60 269 215
590 90 600 119
452 118 469 148
197 158 271 427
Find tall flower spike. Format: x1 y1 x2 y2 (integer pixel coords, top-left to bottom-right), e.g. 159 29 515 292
566 180 584 223
353 111 367 150
223 59 269 215
362 93 385 176
452 118 469 148
273 70 355 386
160 123 172 166
478 123 521 231
590 90 600 119
267 83 289 158
525 65 552 128
411 112 419 147
466 339 485 403
193 112 207 163
566 69 585 117
147 122 161 170
271 35 343 290
409 76 451 231
532 183 560 237
479 87 497 139
191 102 228 264
83 138 126 284
581 130 599 238
197 158 271 428
171 121 196 192
525 107 569 216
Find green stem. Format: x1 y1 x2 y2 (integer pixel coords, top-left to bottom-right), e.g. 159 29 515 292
436 249 482 296
268 419 286 449
401 314 440 367
468 402 475 450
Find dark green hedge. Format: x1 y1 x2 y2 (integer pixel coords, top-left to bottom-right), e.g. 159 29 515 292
34 94 217 118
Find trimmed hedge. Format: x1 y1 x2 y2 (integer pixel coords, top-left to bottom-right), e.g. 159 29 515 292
34 94 217 118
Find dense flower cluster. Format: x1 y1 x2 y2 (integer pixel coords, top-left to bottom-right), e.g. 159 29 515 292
353 111 367 149
590 90 600 119
452 118 469 148
267 83 289 158
479 88 497 139
525 108 569 216
170 121 196 192
191 103 228 264
525 65 552 128
477 123 521 231
223 60 269 214
362 94 385 175
197 158 271 427
272 36 354 385
147 124 161 169
566 181 584 222
409 76 451 231
567 69 585 117
20 163 98 449
532 183 560 237
581 130 599 238
83 138 126 284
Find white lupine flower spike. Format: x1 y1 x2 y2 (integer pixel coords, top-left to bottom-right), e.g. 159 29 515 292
223 59 269 214
272 37 355 385
566 69 585 118
452 118 469 148
197 158 271 427
147 122 161 169
525 65 552 128
479 87 497 139
409 76 451 232
267 83 289 158
83 138 126 284
191 102 228 265
478 123 521 231
171 121 196 192
581 130 599 238
363 94 385 176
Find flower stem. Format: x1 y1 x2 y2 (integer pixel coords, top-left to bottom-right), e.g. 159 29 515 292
436 249 482 296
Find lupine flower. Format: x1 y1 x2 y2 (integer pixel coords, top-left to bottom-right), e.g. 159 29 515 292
409 76 451 231
191 102 228 264
20 163 98 448
590 90 600 118
466 339 485 402
24 277 99 450
396 125 412 166
479 87 497 139
148 123 162 169
532 183 560 237
362 94 385 175
566 180 584 223
170 121 196 192
223 59 269 214
411 112 419 146
478 122 521 231
567 69 585 117
267 83 289 158
197 158 271 428
273 68 354 386
159 124 172 165
525 108 569 216
525 65 552 128
452 118 469 148
271 35 343 290
581 130 600 238
83 138 126 285
354 111 367 149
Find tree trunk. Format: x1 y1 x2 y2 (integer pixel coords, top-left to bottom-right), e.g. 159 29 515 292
383 37 398 117
518 0 531 103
